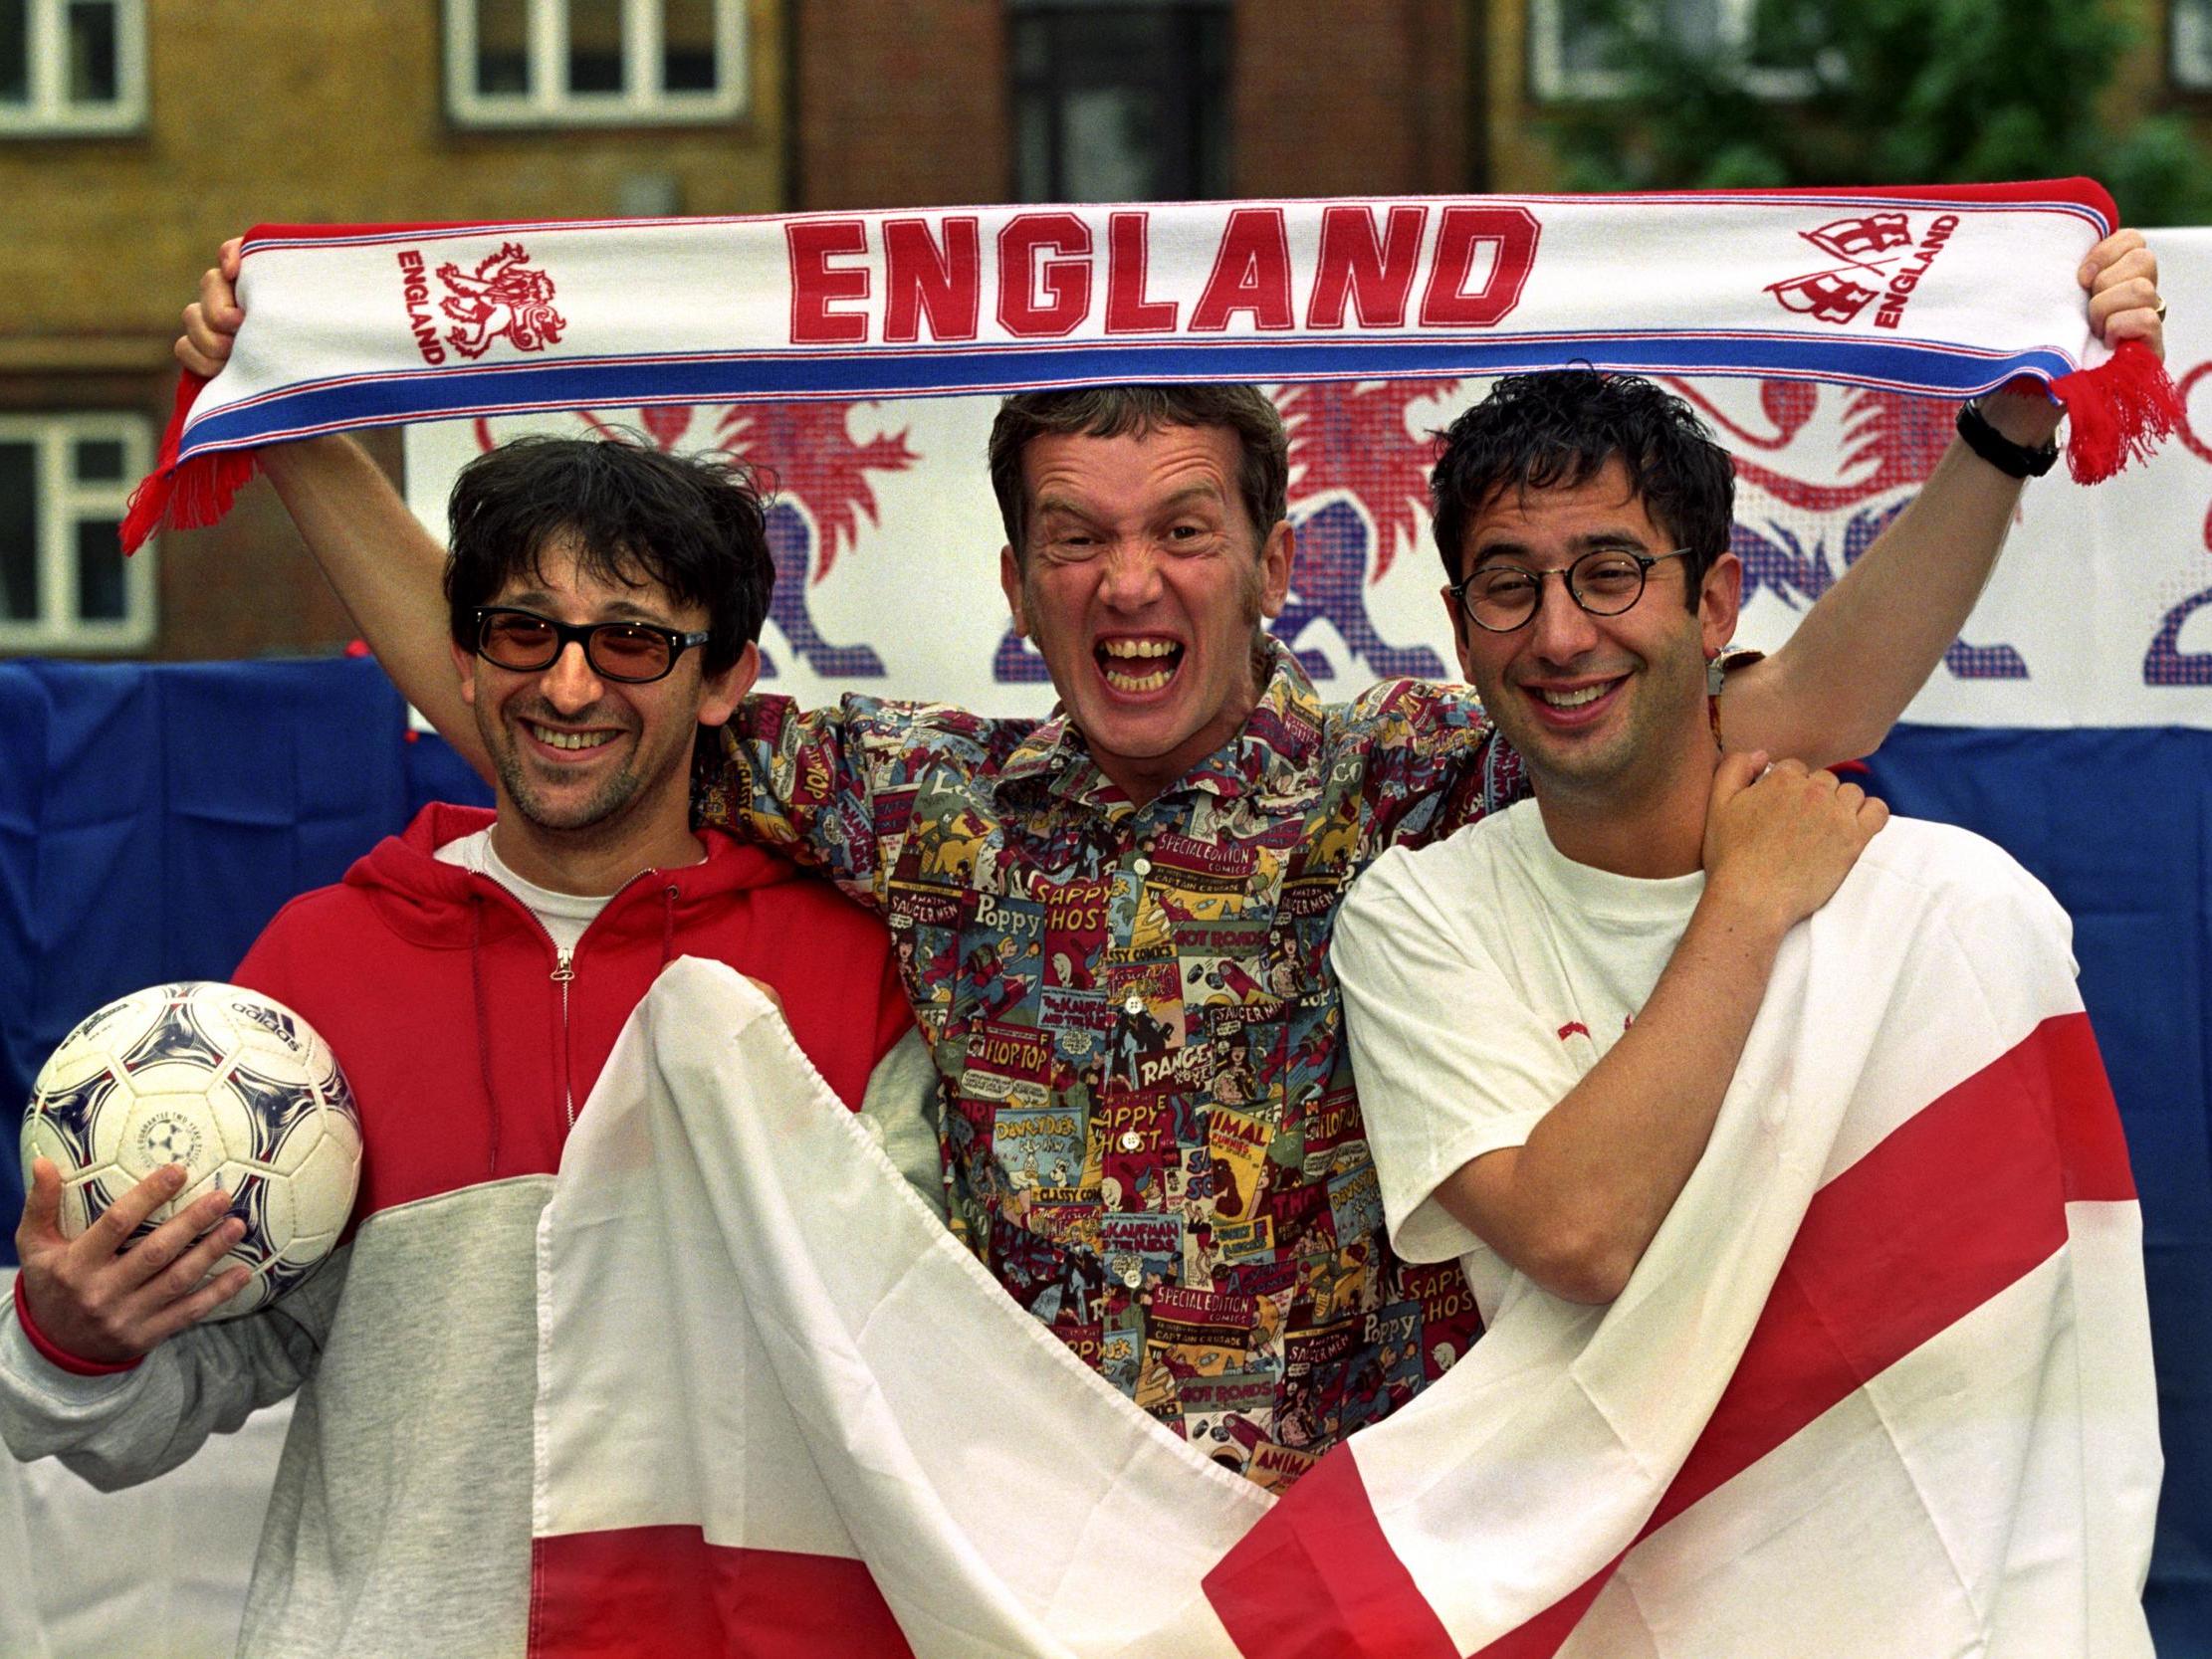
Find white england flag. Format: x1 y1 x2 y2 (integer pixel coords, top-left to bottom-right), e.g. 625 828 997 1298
529 818 2157 1658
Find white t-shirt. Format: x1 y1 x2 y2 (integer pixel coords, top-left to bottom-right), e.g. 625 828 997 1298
1331 799 1703 1320
433 827 616 951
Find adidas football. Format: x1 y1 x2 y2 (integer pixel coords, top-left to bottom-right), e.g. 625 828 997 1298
19 981 363 1320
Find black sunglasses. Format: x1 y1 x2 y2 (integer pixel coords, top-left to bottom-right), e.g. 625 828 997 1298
470 607 711 685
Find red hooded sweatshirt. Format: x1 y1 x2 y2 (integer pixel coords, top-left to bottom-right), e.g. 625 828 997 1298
234 801 914 1222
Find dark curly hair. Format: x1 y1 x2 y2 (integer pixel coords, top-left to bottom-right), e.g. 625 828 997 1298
988 384 1289 559
445 435 772 676
1429 370 1734 611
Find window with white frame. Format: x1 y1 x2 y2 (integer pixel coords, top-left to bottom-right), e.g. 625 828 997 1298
0 416 155 655
1528 0 1809 101
2175 0 2212 88
445 0 746 126
0 0 145 134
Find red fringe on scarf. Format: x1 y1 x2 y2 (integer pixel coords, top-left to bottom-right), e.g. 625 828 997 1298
2051 337 2182 484
118 372 261 555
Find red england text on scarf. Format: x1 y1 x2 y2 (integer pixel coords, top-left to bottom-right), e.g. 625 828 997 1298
396 249 448 366
785 204 1543 346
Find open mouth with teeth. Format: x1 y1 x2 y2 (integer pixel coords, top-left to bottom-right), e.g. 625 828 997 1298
527 721 619 753
1537 684 1611 710
1523 675 1627 724
1095 637 1185 696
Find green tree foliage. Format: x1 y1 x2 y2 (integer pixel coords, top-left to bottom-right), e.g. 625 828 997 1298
1547 0 2212 224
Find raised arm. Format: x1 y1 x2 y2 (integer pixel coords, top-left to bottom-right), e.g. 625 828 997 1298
1717 230 2165 766
179 241 483 775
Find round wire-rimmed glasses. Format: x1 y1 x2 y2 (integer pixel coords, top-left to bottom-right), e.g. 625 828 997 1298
470 606 711 684
1448 548 1693 634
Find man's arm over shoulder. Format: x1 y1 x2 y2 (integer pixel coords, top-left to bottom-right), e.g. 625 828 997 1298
698 697 886 903
1342 677 1522 846
700 695 1017 910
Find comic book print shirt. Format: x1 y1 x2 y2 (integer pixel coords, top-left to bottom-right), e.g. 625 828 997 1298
695 642 1529 1491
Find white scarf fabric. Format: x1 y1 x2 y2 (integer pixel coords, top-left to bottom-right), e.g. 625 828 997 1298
126 180 2176 549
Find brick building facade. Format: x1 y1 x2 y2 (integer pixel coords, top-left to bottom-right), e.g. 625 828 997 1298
3 0 2200 662
2 0 785 662
787 0 1478 212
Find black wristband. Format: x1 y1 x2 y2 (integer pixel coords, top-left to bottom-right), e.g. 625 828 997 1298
1955 398 2059 480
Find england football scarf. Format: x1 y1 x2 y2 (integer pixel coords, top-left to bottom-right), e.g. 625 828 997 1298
124 178 2176 551
530 816 2157 1658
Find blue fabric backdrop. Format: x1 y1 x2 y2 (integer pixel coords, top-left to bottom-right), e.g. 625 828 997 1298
0 657 2202 1646
0 657 488 1242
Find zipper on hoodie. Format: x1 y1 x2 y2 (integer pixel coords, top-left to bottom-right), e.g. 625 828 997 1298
551 946 577 1126
475 868 658 1137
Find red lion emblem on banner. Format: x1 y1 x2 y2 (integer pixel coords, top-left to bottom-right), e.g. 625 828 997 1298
438 242 565 359
1671 377 2025 679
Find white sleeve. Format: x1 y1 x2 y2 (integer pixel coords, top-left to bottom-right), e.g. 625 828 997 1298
1332 847 1582 1266
0 1247 345 1491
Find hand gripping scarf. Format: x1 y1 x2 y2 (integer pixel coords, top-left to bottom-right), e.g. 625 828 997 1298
532 817 2156 1658
122 177 2177 550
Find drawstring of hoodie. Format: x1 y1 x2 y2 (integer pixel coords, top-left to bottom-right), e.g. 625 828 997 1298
661 884 678 967
470 896 503 1179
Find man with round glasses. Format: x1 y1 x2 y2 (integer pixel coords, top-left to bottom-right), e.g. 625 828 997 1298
1449 543 1691 634
1 435 929 1659
1338 370 1890 1308
1331 370 2156 1645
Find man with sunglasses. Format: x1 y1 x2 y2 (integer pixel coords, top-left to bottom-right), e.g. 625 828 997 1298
1 436 928 1659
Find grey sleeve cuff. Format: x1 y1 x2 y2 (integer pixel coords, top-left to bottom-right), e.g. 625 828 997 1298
0 1254 338 1489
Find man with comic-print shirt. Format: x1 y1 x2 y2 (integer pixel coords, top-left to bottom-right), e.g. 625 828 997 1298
173 231 2165 1486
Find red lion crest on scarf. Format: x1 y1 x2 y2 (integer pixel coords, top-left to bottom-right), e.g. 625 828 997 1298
438 242 566 359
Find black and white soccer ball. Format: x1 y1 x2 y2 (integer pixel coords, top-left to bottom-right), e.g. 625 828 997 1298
20 982 363 1320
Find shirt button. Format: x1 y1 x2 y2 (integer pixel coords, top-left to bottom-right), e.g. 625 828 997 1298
1120 1129 1144 1151
1123 993 1145 1015
1132 856 1152 877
